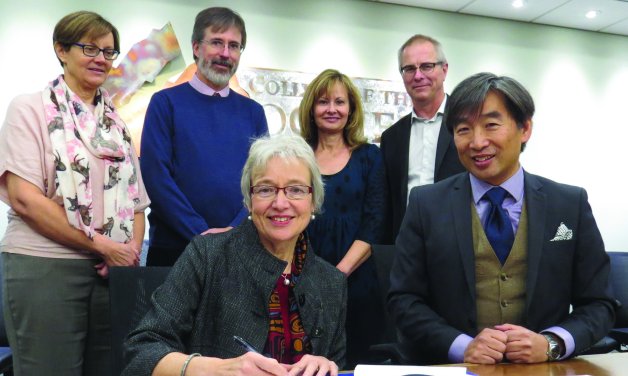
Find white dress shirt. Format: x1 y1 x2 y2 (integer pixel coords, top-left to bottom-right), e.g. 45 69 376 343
407 97 447 204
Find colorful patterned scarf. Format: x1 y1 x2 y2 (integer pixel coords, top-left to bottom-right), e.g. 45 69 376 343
264 233 312 363
43 75 139 243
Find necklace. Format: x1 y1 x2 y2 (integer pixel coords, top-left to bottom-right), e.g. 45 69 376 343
281 273 291 286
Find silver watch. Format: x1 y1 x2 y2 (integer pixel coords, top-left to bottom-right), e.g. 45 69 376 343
542 333 561 361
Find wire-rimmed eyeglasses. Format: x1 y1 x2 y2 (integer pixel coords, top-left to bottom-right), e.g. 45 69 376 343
199 39 244 54
250 185 312 200
400 61 444 77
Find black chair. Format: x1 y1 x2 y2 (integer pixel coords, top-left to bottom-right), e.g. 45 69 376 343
109 266 171 376
581 251 628 355
0 262 12 376
607 252 628 351
367 244 404 364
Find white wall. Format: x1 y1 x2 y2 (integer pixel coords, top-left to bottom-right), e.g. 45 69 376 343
1 0 627 250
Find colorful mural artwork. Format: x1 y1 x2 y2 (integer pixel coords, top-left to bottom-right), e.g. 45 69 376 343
103 23 185 153
104 22 182 108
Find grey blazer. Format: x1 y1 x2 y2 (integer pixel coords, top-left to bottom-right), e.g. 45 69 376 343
123 221 347 375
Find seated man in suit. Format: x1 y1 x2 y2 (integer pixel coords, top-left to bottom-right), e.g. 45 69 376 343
388 72 615 365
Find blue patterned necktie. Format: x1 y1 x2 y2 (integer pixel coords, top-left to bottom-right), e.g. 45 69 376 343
483 187 515 265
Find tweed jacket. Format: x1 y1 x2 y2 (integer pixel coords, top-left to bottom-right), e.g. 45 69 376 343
123 220 347 375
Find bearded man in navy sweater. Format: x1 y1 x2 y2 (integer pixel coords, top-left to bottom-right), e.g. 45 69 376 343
141 7 268 266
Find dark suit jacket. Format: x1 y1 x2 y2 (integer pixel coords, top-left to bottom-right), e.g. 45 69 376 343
124 221 347 375
388 172 615 364
380 110 464 243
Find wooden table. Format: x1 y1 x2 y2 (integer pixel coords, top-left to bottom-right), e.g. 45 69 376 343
452 352 628 375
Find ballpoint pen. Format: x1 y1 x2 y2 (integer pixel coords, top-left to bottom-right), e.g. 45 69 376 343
233 335 331 376
233 335 259 354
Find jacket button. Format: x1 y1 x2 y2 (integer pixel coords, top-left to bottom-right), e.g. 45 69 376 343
299 295 305 305
313 327 323 336
500 273 508 281
501 300 509 307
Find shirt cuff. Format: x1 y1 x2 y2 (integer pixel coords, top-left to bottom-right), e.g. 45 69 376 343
448 334 474 363
542 326 574 359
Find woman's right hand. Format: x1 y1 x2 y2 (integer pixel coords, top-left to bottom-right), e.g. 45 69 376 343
156 352 288 376
92 233 139 268
6 173 141 270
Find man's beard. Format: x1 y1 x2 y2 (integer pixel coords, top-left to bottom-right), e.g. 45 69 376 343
197 56 238 88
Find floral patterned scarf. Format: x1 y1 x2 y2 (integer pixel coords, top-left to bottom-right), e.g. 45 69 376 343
43 75 139 243
264 233 312 363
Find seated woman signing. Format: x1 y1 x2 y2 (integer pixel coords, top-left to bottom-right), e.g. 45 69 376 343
123 134 346 376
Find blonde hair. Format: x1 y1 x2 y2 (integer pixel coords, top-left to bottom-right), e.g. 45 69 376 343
299 69 366 149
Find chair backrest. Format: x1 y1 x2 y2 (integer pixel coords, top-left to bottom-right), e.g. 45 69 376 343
608 252 628 327
0 259 13 374
371 244 397 343
109 266 171 376
0 261 9 348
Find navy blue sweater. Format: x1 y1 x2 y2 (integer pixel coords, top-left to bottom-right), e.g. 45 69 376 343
140 83 268 250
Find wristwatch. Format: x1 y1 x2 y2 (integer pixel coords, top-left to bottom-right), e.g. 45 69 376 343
543 333 561 361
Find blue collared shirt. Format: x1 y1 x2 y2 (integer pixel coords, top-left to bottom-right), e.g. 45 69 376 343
470 166 525 234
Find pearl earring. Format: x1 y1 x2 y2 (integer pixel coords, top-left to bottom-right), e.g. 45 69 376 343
247 215 252 220
311 214 316 220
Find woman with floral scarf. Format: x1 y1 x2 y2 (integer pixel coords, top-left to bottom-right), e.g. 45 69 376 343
0 11 149 376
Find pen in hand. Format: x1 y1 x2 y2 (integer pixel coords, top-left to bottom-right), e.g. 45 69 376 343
233 335 260 354
233 335 332 376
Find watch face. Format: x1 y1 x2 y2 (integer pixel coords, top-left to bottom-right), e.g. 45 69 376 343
544 334 561 361
549 344 561 360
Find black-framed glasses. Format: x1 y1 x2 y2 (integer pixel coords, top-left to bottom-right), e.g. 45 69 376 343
71 43 119 60
199 39 244 53
400 61 443 76
250 185 312 200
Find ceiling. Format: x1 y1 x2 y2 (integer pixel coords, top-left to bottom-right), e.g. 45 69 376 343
367 0 628 37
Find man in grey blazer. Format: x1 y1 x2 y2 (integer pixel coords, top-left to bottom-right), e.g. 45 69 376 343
388 72 615 365
380 34 464 243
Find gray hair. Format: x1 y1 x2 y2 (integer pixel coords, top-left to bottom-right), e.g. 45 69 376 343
397 34 447 68
241 134 324 212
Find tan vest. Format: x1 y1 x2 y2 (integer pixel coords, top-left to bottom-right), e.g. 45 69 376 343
473 203 528 331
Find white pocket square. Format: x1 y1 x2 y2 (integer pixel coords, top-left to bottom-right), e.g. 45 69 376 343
550 222 573 241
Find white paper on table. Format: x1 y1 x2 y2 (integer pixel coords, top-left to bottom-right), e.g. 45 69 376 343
354 364 467 376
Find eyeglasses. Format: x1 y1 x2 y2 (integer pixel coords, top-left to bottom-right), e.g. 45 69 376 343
199 39 244 53
400 61 444 77
72 43 119 60
250 185 312 200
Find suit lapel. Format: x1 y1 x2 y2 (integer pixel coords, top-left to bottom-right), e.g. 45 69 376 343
434 122 452 175
523 172 546 317
398 114 412 204
451 174 476 301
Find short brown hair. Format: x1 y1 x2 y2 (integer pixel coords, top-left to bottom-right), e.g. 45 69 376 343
53 11 120 67
191 7 246 61
299 69 366 149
